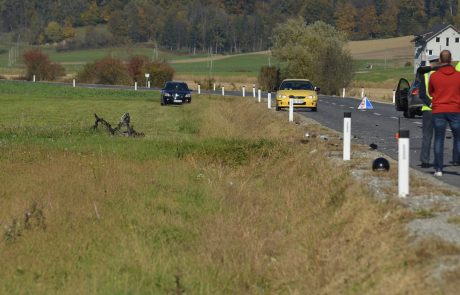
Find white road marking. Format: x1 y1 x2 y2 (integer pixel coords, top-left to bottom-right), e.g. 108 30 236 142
413 122 422 125
332 102 336 105
339 104 345 107
391 117 399 120
373 113 381 116
349 107 354 109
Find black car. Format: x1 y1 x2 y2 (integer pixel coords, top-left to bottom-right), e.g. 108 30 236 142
160 81 192 105
395 78 424 118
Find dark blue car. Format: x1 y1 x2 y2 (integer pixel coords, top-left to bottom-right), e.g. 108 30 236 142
160 81 192 105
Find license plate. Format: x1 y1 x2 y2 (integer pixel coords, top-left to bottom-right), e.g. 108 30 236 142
293 99 304 104
174 99 183 103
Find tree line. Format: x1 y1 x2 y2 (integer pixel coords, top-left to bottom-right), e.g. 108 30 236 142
1 0 460 52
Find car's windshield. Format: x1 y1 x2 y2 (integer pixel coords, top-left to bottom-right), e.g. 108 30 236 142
165 82 189 91
279 81 314 90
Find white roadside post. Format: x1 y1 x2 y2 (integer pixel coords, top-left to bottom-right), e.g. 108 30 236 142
213 83 216 91
267 92 272 109
198 84 201 94
222 86 225 96
361 87 365 98
144 73 150 89
258 88 261 102
33 75 36 82
242 86 246 97
342 88 346 98
134 82 138 91
392 89 396 104
253 85 256 98
398 130 410 198
73 79 76 88
343 112 351 161
289 98 294 122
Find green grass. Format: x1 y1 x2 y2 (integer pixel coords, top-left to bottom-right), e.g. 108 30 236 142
172 53 273 77
353 59 414 83
0 80 458 294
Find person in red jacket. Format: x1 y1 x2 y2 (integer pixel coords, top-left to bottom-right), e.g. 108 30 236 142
428 50 460 176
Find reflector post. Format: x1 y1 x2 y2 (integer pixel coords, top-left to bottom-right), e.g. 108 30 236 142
398 130 410 198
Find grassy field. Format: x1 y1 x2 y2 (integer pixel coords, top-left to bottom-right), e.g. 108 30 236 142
1 81 459 294
0 36 414 83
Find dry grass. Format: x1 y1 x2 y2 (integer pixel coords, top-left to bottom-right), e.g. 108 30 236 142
0 85 459 293
347 36 414 60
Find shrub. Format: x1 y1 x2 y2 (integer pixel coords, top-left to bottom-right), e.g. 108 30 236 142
77 57 131 85
77 56 174 86
145 61 175 87
22 49 65 81
127 55 150 86
258 66 281 91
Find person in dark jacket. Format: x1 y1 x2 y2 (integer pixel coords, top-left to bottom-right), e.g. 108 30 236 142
417 56 440 168
426 50 460 176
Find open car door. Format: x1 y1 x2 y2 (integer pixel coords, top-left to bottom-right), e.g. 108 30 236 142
395 78 410 112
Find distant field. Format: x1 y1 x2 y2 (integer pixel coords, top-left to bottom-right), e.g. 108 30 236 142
0 36 415 85
346 36 414 60
171 52 273 77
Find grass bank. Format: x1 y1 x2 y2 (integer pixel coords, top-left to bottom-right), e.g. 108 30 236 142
0 81 458 294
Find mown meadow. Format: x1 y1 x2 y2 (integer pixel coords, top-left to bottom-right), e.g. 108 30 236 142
0 81 458 294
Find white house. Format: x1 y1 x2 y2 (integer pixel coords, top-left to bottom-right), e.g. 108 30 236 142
413 23 460 73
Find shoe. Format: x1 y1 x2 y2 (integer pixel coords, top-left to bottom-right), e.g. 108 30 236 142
421 163 430 168
434 171 443 177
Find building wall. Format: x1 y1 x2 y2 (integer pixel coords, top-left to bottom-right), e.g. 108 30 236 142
425 27 460 60
414 27 460 73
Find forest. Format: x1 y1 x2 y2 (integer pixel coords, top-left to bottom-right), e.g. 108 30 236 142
1 0 459 53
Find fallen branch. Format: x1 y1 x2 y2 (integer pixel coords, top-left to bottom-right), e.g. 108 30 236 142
92 113 144 137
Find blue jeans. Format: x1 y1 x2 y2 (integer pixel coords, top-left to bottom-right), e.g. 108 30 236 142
432 113 460 171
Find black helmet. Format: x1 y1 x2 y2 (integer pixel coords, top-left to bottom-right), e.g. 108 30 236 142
372 157 390 171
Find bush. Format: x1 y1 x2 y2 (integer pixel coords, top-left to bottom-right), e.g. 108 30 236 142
77 57 131 85
258 66 281 91
127 55 150 86
22 49 65 81
77 56 174 87
145 60 175 87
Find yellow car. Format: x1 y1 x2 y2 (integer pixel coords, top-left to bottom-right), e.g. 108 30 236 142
275 79 319 112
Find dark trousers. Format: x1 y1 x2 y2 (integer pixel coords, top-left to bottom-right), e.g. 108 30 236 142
420 110 433 164
433 113 460 171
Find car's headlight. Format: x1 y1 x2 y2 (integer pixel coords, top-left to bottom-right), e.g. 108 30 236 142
308 95 315 99
277 94 287 99
185 94 191 98
164 92 172 97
